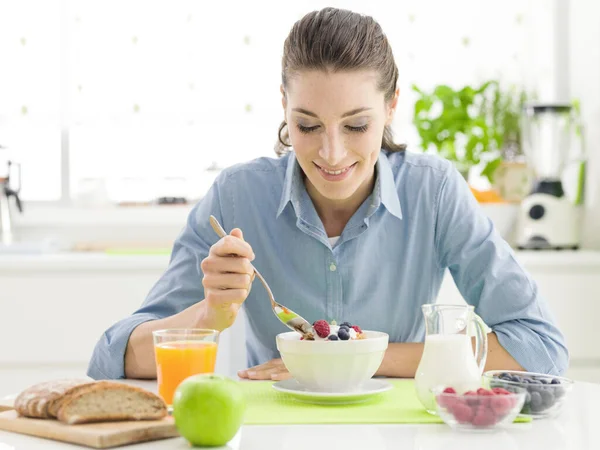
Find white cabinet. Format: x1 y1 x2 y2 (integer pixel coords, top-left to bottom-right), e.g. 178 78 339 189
1 251 599 382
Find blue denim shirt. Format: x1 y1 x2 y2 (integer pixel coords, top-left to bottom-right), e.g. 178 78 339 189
87 150 569 379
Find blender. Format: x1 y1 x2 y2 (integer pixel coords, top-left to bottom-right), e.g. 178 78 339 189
516 103 583 250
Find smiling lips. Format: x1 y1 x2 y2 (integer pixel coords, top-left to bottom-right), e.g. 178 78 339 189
314 162 357 181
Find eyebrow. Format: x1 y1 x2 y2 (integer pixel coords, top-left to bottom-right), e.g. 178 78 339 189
292 107 373 119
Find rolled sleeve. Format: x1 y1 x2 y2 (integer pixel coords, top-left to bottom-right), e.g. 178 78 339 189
434 162 569 375
87 313 159 379
87 173 231 379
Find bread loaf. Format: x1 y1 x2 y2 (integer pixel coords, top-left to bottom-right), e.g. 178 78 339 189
55 381 167 425
14 379 167 425
14 379 92 419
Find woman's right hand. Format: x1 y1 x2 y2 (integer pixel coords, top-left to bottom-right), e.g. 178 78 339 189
199 228 256 331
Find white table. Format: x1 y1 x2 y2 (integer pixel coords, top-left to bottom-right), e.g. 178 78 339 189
1 379 599 450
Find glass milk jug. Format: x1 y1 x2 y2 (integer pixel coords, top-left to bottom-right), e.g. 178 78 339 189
415 304 488 414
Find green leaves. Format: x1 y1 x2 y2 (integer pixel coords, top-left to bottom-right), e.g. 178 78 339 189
412 80 527 182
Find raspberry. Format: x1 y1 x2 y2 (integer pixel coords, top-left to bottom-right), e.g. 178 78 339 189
472 405 497 427
491 387 512 396
351 325 362 334
477 388 494 407
451 402 474 424
312 320 330 338
489 395 513 417
443 387 457 394
463 390 480 407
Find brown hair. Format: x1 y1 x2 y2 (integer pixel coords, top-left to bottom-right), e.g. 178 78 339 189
275 7 406 156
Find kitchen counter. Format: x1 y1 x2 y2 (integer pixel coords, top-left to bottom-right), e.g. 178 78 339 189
2 249 600 272
0 378 599 450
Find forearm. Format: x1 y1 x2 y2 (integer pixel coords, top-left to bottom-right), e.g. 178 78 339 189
375 332 524 378
124 300 210 379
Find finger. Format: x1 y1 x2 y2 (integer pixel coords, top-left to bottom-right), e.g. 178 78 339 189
238 359 284 379
271 371 292 381
246 366 285 380
203 273 252 290
230 228 244 241
202 255 254 276
211 235 255 259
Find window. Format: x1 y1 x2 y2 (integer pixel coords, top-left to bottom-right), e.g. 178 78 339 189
0 0 556 203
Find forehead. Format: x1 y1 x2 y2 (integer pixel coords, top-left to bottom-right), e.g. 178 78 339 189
286 69 383 112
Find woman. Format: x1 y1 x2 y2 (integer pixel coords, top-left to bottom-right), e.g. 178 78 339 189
88 7 568 381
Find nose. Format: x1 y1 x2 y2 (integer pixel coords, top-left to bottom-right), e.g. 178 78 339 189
319 129 347 167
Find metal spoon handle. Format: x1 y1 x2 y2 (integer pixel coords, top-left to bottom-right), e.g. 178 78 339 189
208 215 277 309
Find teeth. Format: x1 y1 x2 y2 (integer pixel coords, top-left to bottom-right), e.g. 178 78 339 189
321 166 351 175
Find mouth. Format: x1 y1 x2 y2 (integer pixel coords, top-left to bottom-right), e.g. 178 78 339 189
313 162 357 181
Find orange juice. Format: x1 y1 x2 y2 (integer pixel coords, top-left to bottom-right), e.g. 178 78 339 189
154 340 218 405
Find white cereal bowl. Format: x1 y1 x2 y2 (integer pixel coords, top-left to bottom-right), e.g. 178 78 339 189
275 330 389 393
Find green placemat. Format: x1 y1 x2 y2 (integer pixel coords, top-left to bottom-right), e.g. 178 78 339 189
240 380 532 425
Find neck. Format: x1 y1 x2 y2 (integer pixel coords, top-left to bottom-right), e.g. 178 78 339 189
305 169 376 238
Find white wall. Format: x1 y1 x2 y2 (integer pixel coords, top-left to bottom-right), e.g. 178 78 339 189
568 0 600 248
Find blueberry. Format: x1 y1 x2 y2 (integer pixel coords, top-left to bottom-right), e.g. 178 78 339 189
328 334 339 340
540 389 555 408
551 378 561 385
340 322 352 328
530 391 543 410
554 386 565 398
511 375 522 383
525 391 532 404
338 329 350 340
339 325 350 332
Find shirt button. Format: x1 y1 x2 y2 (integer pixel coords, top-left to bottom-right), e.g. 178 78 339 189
329 263 337 272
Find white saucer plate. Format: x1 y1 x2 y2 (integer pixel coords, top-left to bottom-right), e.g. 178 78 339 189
272 378 393 405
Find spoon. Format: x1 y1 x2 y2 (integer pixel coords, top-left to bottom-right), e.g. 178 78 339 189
208 215 315 340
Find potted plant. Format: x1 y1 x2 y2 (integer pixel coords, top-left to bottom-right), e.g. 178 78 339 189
411 80 527 184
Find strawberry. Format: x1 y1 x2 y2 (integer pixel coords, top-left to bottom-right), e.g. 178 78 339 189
443 387 457 394
312 320 330 338
351 325 362 334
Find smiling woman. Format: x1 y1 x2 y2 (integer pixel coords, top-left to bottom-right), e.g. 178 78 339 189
88 7 568 388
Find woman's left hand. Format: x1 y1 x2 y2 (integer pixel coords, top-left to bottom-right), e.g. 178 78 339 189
237 358 291 380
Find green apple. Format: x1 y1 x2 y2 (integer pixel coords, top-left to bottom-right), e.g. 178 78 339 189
172 374 246 447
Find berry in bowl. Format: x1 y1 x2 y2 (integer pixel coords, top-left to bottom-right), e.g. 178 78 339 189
483 370 574 419
276 320 388 392
433 386 527 431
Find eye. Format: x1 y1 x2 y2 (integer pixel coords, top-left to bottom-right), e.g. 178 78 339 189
346 124 369 133
297 124 320 134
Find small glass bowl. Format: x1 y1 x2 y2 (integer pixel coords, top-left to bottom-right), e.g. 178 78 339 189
433 386 527 432
483 370 574 419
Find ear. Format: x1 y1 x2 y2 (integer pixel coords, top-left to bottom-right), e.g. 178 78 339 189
280 85 287 110
386 88 399 126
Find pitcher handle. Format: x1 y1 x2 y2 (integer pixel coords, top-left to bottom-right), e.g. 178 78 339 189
472 313 488 374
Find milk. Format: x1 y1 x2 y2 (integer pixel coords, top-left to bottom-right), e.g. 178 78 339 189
415 334 483 413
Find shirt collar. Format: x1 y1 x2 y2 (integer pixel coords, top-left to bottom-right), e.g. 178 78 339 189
276 151 403 221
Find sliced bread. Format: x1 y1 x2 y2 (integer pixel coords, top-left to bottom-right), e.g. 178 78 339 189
55 381 167 425
14 378 92 419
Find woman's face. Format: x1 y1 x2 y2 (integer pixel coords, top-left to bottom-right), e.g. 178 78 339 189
283 70 397 206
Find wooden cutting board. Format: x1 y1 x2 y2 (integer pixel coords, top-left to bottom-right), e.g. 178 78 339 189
0 395 15 412
0 410 179 448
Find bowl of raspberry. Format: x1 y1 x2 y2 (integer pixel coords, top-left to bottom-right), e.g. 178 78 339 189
275 320 389 392
433 386 527 431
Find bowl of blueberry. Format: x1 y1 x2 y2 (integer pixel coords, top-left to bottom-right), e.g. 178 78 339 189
433 386 527 431
276 319 389 393
483 370 574 419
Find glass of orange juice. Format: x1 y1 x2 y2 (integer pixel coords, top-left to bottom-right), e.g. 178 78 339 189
152 328 219 406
